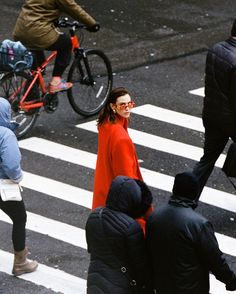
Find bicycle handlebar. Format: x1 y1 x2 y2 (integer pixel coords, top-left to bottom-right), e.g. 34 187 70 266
57 18 88 30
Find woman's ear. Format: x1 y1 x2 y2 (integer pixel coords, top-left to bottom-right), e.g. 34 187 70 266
110 103 116 112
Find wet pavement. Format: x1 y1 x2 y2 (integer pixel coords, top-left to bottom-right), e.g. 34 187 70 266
1 1 236 71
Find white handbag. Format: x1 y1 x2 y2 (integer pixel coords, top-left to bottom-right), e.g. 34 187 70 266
0 179 22 201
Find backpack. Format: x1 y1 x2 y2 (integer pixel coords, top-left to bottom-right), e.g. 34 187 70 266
0 39 33 72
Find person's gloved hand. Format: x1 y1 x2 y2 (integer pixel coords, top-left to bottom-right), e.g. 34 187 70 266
87 23 100 32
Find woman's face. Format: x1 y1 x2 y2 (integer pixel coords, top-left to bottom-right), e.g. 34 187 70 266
110 94 135 119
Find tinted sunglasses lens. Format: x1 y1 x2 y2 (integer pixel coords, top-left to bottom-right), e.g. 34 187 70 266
118 101 135 110
129 101 135 108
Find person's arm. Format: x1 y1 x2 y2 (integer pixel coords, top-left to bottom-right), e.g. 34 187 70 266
197 221 236 290
126 222 153 292
0 132 23 182
229 68 236 118
57 0 97 28
112 136 140 179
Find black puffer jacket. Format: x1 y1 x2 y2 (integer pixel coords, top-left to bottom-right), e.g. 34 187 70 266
203 38 236 127
86 176 153 294
146 196 236 294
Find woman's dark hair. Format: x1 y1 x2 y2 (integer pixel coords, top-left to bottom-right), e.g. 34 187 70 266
97 87 131 126
132 179 153 218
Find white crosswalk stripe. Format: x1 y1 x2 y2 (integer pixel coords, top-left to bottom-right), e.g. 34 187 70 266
19 136 236 213
0 250 86 294
17 137 236 256
1 87 235 294
189 87 205 97
76 119 225 167
22 171 92 208
132 104 204 132
0 210 87 249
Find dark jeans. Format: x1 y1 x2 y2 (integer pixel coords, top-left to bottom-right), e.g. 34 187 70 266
192 122 236 199
0 198 27 251
32 33 72 77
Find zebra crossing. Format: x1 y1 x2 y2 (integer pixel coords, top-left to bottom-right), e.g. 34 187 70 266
0 87 236 294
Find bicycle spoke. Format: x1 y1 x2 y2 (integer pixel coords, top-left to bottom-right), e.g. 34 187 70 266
0 72 39 139
67 49 112 116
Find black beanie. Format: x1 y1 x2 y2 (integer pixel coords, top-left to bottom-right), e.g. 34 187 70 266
231 19 236 37
172 172 199 200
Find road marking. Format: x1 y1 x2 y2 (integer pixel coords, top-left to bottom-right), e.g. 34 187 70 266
189 87 205 97
19 137 236 213
2 170 236 257
76 120 225 167
132 104 204 132
22 171 92 209
0 249 86 294
0 210 87 249
0 248 228 294
215 233 236 257
210 275 228 294
18 136 236 255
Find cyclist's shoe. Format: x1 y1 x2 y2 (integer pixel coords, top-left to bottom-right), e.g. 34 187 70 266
49 80 73 94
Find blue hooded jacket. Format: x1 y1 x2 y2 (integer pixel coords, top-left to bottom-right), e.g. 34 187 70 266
0 98 23 182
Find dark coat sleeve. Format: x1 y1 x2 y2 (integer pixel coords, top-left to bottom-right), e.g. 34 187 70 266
125 221 153 291
196 221 236 289
229 68 236 118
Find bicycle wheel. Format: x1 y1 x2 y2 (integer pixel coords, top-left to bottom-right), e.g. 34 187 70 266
67 49 113 116
0 71 39 139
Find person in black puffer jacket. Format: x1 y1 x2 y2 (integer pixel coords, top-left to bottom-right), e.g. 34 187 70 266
146 172 236 294
192 19 236 198
85 175 154 294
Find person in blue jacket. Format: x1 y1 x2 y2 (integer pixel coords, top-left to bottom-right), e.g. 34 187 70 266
0 97 38 276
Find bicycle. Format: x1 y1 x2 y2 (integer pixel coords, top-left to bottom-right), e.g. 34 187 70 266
0 18 113 139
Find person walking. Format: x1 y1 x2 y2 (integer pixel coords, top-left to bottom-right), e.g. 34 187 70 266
0 97 38 276
86 175 154 294
146 172 236 294
93 87 143 209
192 18 236 198
13 0 99 94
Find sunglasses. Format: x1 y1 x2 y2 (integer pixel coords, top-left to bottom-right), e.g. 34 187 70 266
116 101 135 110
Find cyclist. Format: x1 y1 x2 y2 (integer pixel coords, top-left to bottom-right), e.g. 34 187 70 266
13 0 100 94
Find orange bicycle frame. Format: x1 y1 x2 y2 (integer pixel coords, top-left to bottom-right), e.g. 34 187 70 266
19 51 57 111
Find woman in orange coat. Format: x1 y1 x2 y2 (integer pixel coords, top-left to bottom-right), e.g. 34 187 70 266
93 87 143 209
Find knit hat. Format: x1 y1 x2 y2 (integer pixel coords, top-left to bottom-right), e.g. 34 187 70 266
172 172 199 200
231 19 236 37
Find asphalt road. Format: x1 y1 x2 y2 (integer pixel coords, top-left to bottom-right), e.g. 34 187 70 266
1 0 236 70
0 1 236 293
0 50 236 294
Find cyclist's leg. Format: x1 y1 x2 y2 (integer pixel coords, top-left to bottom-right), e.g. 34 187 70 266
31 50 46 71
46 34 73 93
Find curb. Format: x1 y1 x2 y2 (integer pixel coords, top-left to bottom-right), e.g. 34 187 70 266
107 22 231 72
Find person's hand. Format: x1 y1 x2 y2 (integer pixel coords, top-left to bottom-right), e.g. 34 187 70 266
87 23 100 32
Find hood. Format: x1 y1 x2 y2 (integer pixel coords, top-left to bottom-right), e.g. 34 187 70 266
106 175 152 218
0 98 19 131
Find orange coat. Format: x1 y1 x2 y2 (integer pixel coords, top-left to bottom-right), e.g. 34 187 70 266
93 117 143 209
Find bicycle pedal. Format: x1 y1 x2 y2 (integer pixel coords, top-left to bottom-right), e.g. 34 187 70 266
43 93 59 113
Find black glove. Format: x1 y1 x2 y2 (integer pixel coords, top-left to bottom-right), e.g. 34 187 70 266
87 23 100 32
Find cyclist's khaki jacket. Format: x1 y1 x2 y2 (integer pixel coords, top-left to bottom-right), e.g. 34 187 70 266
13 0 96 49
